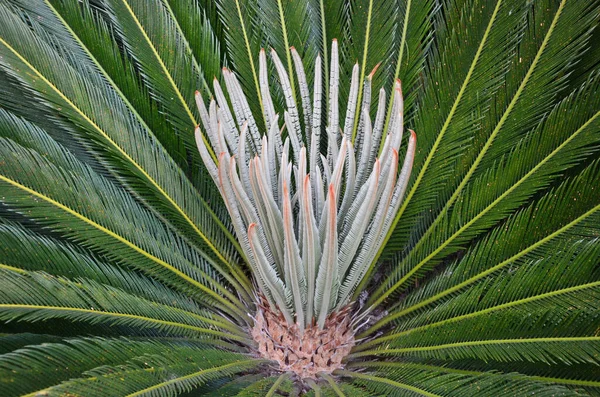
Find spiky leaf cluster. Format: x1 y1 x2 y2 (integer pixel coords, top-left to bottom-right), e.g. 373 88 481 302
195 42 416 329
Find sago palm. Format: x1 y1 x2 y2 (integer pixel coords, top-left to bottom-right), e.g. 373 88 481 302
0 0 599 395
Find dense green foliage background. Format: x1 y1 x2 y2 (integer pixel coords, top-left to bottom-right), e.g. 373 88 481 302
0 0 598 395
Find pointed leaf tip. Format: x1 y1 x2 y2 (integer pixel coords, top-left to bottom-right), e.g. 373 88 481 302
395 79 402 93
369 63 381 79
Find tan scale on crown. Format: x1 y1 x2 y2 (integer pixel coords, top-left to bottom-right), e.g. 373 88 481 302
251 296 355 379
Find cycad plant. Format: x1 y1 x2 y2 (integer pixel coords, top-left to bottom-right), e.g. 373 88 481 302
0 0 599 395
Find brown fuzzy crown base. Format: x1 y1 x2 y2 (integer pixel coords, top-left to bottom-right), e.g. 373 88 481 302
251 299 355 379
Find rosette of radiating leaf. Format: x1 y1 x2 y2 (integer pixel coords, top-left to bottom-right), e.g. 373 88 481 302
0 0 598 395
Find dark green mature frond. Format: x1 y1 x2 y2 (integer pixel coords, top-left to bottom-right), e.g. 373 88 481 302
190 374 265 396
0 333 64 355
97 0 206 128
0 219 232 317
0 338 194 395
371 0 533 268
164 0 225 93
303 381 373 397
369 0 600 306
3 339 257 397
230 375 295 396
386 0 436 113
215 0 264 126
389 242 600 338
44 353 259 397
360 159 600 337
354 360 600 396
254 0 322 93
363 337 600 367
339 366 581 397
0 118 247 318
0 338 245 396
0 1 246 286
0 267 246 341
38 0 183 168
348 159 600 389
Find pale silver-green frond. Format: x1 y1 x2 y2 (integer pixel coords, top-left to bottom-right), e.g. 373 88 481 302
196 41 415 329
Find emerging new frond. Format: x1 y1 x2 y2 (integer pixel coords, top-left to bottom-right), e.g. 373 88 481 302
195 41 416 330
